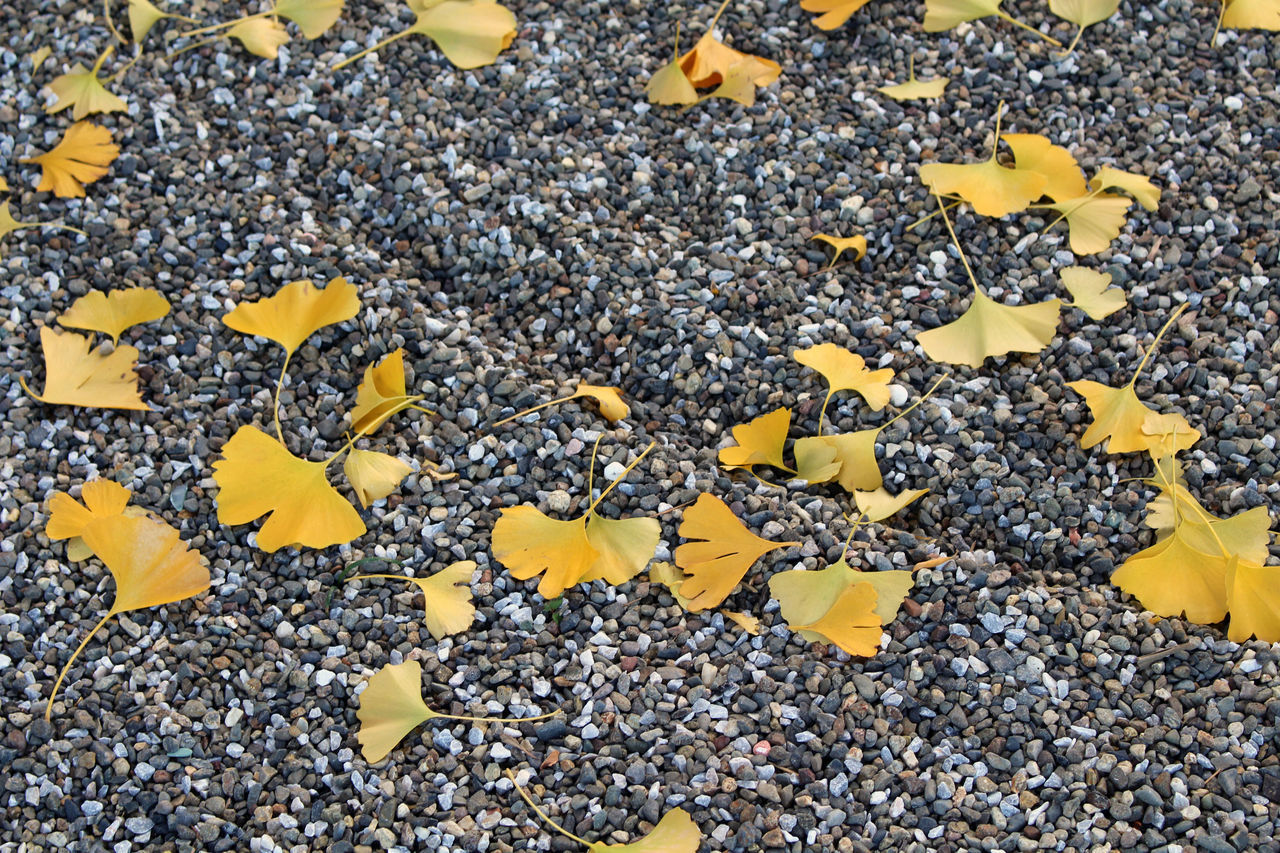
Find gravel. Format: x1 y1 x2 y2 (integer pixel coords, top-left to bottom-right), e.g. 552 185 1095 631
1 0 1278 851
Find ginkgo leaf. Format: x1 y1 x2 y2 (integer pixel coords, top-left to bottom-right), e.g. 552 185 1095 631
722 610 761 634
650 561 697 609
349 348 426 435
811 233 867 266
793 435 842 484
673 494 798 612
772 557 916 637
222 277 360 357
1001 133 1087 202
801 0 874 29
679 30 781 89
878 69 949 101
357 659 434 763
344 449 413 508
586 808 701 852
1046 192 1132 255
23 122 120 199
647 59 699 105
336 0 517 70
46 514 209 718
920 155 1048 218
1226 558 1280 643
56 288 169 345
353 561 477 640
1066 380 1178 454
45 55 127 120
29 46 52 72
923 0 1003 30
46 479 133 561
1088 166 1161 211
581 515 661 586
0 202 82 254
795 343 894 413
274 0 345 39
213 426 366 552
706 63 758 107
790 580 882 656
1060 267 1124 320
492 507 598 599
853 487 928 522
821 429 884 493
719 407 792 473
1049 0 1120 53
1221 0 1280 29
1112 527 1229 623
917 289 1062 367
229 17 291 59
493 382 629 426
20 327 147 410
1140 411 1202 458
129 0 199 42
1146 485 1270 564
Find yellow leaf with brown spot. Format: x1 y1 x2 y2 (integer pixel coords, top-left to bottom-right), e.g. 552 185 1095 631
20 327 147 410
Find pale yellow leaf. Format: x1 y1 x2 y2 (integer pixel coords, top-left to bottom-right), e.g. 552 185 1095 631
356 659 434 763
1088 166 1161 211
1222 0 1280 29
646 58 698 105
1226 558 1280 642
586 808 701 852
790 580 881 656
853 487 928 522
1060 266 1124 320
878 73 949 101
355 562 477 640
719 407 792 472
1113 527 1229 623
275 0 345 39
917 290 1062 367
229 17 291 59
45 62 127 120
924 0 1003 31
412 0 518 69
491 507 597 599
1047 192 1133 254
581 515 661 586
920 157 1048 218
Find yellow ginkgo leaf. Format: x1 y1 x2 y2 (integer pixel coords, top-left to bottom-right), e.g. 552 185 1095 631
352 561 477 640
793 435 842 484
917 289 1062 367
853 487 928 523
46 514 209 718
1112 527 1229 623
822 429 884 493
222 277 360 357
705 63 758 107
722 610 761 634
228 16 291 59
212 426 366 552
1089 166 1160 211
1001 133 1087 202
773 557 916 638
649 561 697 609
29 46 52 72
493 382 630 426
1060 267 1125 320
45 53 127 120
920 153 1048 219
492 508 598 599
581 515 661 586
56 288 169 345
802 0 874 29
789 580 882 656
679 30 781 89
719 407 792 473
20 327 147 410
129 0 199 42
0 202 82 256
349 348 426 435
1046 192 1132 254
647 26 699 106
1140 410 1202 458
274 0 345 39
878 65 949 101
586 808 701 852
1049 0 1120 54
1147 485 1271 564
795 343 894 414
23 122 120 199
1226 558 1280 643
357 659 434 763
1221 0 1280 29
335 0 517 70
923 0 1002 30
344 449 413 508
673 494 798 612
811 233 867 266
1066 380 1161 453
46 479 133 561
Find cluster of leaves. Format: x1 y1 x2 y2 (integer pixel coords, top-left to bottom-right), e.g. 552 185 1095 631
913 105 1160 367
1069 308 1280 642
646 0 781 108
41 479 211 719
20 287 169 410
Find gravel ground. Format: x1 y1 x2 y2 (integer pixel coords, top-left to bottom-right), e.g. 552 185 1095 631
1 0 1278 850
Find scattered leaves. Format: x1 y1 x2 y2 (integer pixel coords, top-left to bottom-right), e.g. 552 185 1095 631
23 122 120 198
56 288 169 345
673 494 797 611
19 327 147 410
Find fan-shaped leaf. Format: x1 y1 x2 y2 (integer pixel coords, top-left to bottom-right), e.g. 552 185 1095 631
222 277 360 357
673 494 797 612
57 288 169 345
20 327 147 410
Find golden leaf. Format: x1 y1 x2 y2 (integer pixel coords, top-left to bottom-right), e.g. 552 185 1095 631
23 122 120 199
802 0 874 30
586 808 701 852
56 288 169 345
1146 485 1270 564
1001 133 1087 202
581 515 662 586
222 277 360 357
820 429 884 492
353 561 477 640
45 56 127 120
493 382 629 427
811 233 867 266
917 289 1062 367
344 449 413 508
275 0 345 39
1089 166 1160 211
718 407 792 473
1066 380 1166 454
790 580 881 656
923 0 1003 30
129 0 199 42
1046 192 1132 254
646 58 699 105
878 68 949 101
46 479 133 561
1060 267 1124 320
852 487 928 522
920 155 1047 219
1221 0 1280 29
357 659 434 763
349 348 426 435
649 561 697 609
337 0 517 70
673 494 797 612
1226 558 1280 642
20 327 147 410
722 610 761 635
212 426 366 552
679 30 780 89
771 557 916 640
795 343 894 413
229 17 291 59
1113 527 1229 623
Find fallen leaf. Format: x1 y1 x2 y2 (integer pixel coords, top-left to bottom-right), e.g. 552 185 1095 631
1088 166 1161 211
45 52 127 119
46 514 209 718
801 0 874 29
336 0 517 70
646 25 699 106
1048 0 1120 54
56 288 169 345
352 561 477 640
222 277 360 357
274 0 345 38
1002 133 1087 201
23 122 120 198
705 63 759 107
923 0 1003 30
19 327 147 410
1112 527 1229 623
29 46 52 72
917 289 1062 367
1146 484 1270 564
878 65 949 101
228 16 291 58
344 449 413 508
1140 411 1202 458
493 382 629 426
852 487 928 522
1046 192 1132 254
819 429 886 492
722 610 761 634
649 561 697 609
1226 558 1280 642
129 0 199 42
793 435 842 484
350 348 426 435
212 426 366 552
0 202 81 254
673 494 798 612
581 515 662 586
795 343 894 414
1060 267 1124 320
811 233 867 266
46 479 133 561
790 581 881 656
718 407 792 474
679 29 780 89
920 139 1048 218
772 557 915 638
1220 0 1280 29
1067 380 1186 454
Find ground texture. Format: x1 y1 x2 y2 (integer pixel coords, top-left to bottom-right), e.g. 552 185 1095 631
1 0 1278 851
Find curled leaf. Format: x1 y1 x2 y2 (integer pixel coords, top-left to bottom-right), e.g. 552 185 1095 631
811 233 867 266
350 348 426 435
57 288 170 345
679 30 780 89
20 327 147 410
222 277 360 357
722 610 761 635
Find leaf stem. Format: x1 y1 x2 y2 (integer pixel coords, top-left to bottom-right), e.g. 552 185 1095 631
585 442 655 515
882 375 948 432
1212 0 1227 44
163 35 224 61
91 44 116 75
489 393 574 428
1056 24 1086 58
586 434 604 503
430 707 562 726
1126 303 1188 388
1033 186 1104 234
707 0 735 31
103 0 127 44
333 27 414 70
817 388 835 437
996 10 1064 46
179 11 268 40
46 611 115 721
106 47 144 83
987 99 1006 162
934 192 984 297
273 350 292 444
504 770 593 847
906 198 962 232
